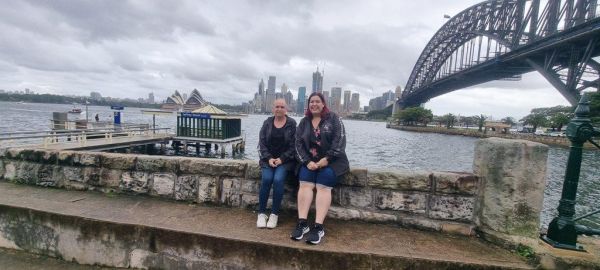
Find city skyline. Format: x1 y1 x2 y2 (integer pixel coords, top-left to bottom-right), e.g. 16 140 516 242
0 1 577 119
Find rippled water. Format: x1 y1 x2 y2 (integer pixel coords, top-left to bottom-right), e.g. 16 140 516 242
1 101 598 228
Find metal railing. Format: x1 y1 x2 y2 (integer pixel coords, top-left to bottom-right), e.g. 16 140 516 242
541 94 600 251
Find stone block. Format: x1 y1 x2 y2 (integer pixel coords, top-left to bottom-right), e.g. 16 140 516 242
245 162 261 180
99 168 122 188
374 190 427 214
328 206 361 220
73 152 102 167
221 178 241 206
16 162 41 184
441 223 475 236
40 150 59 164
197 176 219 203
37 165 60 187
428 195 475 221
83 167 102 186
360 211 398 223
340 186 372 208
175 175 198 201
3 162 17 180
240 193 259 208
473 138 549 238
136 156 178 173
179 158 246 177
241 179 260 194
0 159 4 179
433 172 479 195
367 170 431 191
121 171 149 194
0 147 7 159
57 151 78 166
18 149 44 163
6 148 23 160
151 173 175 197
339 168 368 187
101 153 136 170
331 186 342 206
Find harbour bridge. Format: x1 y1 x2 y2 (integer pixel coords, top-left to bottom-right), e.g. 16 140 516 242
396 0 600 111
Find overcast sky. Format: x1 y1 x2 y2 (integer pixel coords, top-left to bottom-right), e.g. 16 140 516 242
0 0 573 119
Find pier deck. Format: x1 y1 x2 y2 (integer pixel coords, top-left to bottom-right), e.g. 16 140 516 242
37 133 172 151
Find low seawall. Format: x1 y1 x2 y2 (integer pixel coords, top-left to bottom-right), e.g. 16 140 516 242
0 148 478 235
387 125 596 149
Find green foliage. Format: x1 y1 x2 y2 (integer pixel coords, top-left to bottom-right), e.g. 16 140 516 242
549 112 571 131
440 113 457 128
461 116 476 128
0 92 160 109
501 117 516 126
520 113 548 132
394 106 433 126
473 114 487 132
515 244 535 259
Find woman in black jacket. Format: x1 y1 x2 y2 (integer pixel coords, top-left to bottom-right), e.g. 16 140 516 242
257 99 297 229
290 92 349 244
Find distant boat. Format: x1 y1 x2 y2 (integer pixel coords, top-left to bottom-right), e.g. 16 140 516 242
68 108 82 114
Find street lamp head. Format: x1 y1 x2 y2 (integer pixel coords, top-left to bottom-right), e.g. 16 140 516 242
443 14 451 19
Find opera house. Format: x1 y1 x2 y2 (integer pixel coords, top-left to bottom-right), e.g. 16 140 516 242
161 89 208 111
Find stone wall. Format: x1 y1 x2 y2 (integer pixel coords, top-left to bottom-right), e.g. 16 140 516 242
0 148 479 235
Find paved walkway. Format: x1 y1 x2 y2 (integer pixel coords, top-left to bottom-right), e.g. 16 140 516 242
0 182 533 269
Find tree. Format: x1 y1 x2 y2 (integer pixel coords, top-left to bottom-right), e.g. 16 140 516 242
501 117 516 127
461 116 476 128
520 113 548 132
394 107 433 126
473 114 487 132
549 112 571 131
440 113 457 128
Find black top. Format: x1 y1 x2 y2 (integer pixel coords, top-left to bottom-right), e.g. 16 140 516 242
269 125 286 158
295 112 349 177
258 115 297 171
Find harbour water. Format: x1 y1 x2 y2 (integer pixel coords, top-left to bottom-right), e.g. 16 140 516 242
0 101 598 228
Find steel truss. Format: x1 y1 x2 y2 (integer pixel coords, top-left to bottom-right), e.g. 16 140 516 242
400 0 600 109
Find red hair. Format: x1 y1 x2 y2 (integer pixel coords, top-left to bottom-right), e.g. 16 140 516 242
304 92 330 118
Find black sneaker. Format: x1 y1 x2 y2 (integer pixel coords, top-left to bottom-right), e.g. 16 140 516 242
290 221 310 241
305 224 325 244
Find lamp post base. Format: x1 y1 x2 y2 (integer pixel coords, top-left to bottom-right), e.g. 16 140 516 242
540 235 586 252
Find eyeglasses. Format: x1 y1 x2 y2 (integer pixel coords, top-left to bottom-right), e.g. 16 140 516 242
274 106 286 109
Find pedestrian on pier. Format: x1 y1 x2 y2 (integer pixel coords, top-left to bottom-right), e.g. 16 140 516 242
257 99 297 229
291 92 349 244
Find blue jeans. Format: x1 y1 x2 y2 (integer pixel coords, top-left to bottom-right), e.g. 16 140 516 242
259 165 287 215
298 165 337 188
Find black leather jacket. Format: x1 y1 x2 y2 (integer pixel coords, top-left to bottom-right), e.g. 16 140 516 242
258 116 297 170
295 112 349 177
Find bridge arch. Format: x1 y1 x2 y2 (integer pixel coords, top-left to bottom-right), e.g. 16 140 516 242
399 0 600 110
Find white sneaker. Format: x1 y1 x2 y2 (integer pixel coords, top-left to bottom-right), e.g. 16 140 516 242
266 214 278 229
257 213 268 228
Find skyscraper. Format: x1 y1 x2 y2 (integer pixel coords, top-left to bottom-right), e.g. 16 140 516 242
281 83 288 95
312 68 323 93
267 76 276 94
331 87 342 113
343 90 351 112
297 86 306 114
258 79 265 96
148 92 155 104
322 90 331 108
350 93 360 112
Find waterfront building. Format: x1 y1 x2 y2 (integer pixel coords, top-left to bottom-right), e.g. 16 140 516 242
284 91 294 109
322 90 332 108
312 68 323 93
267 76 276 94
148 92 155 104
331 87 342 113
281 83 288 95
297 86 306 114
343 90 351 112
161 89 208 111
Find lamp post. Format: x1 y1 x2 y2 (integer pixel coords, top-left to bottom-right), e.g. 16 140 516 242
542 94 600 250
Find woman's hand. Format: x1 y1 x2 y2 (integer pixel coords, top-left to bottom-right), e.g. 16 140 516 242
268 158 277 167
307 161 319 171
273 158 282 166
316 157 329 168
